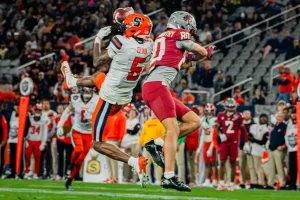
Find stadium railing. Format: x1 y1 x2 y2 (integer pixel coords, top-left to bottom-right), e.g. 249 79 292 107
182 89 210 104
269 55 300 88
74 8 165 50
17 52 56 70
210 77 253 104
205 4 300 50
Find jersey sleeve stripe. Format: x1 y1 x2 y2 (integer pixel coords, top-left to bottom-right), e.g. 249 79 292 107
112 37 122 49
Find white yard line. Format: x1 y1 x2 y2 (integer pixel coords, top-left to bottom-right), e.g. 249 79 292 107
0 187 227 200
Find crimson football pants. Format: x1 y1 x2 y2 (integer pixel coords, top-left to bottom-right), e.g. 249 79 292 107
25 140 41 174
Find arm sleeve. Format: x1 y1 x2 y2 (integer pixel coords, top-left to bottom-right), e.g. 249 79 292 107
176 40 194 51
94 73 106 90
212 126 220 150
1 116 8 143
199 130 204 151
107 36 122 59
57 106 73 128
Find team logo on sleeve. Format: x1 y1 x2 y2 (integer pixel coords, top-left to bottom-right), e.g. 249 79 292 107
86 153 101 174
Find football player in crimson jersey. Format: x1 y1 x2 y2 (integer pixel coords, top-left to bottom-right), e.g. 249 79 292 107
142 11 215 192
215 98 250 191
56 87 98 190
61 13 153 188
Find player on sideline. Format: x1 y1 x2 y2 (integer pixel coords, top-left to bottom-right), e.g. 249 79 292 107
56 87 98 190
61 13 153 187
142 11 215 192
216 98 250 191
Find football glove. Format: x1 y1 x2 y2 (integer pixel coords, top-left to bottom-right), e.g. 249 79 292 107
206 45 215 59
96 26 111 40
56 127 64 138
219 134 227 142
243 142 251 154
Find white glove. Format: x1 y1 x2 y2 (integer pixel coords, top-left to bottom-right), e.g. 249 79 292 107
56 127 64 138
219 134 227 142
207 149 213 158
25 141 29 148
243 142 251 154
39 143 46 151
96 26 111 40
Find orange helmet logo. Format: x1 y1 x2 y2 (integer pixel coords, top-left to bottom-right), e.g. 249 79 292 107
123 13 152 38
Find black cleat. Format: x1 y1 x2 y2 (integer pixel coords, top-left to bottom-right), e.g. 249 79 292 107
65 178 74 191
161 176 191 192
144 140 164 168
264 185 274 190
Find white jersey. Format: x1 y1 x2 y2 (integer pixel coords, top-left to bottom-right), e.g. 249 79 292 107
200 117 217 143
102 35 153 105
8 111 19 143
27 117 47 142
249 124 268 157
71 94 98 134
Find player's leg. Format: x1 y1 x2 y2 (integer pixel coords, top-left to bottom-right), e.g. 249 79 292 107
203 142 212 187
65 131 84 190
92 99 148 187
227 142 239 191
32 141 41 179
217 143 228 191
24 141 33 178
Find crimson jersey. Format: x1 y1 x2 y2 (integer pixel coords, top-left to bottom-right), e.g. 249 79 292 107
217 112 243 142
149 28 192 71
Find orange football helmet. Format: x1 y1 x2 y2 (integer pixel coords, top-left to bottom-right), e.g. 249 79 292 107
123 13 152 38
204 103 216 116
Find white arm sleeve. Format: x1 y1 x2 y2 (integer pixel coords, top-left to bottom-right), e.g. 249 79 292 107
57 107 72 128
199 130 204 151
42 123 48 144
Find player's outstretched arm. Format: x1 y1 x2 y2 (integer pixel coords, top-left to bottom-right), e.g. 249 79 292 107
93 26 112 67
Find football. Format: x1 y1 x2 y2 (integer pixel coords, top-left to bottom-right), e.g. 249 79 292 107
113 7 134 24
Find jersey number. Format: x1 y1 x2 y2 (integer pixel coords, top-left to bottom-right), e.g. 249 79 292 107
30 126 40 135
81 110 88 123
127 57 146 81
152 37 166 61
225 121 234 134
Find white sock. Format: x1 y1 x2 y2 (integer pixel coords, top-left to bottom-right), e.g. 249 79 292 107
68 76 78 88
164 171 175 179
127 156 137 168
154 138 164 146
219 180 224 185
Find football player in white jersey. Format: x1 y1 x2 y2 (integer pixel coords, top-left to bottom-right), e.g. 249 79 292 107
57 87 98 190
196 103 218 187
24 104 47 180
61 13 153 188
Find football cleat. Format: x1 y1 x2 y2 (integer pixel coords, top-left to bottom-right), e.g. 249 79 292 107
201 181 213 188
61 61 76 90
32 174 39 180
144 140 165 168
132 156 149 188
216 184 226 191
110 177 118 183
102 177 110 183
161 176 191 192
227 185 234 191
65 178 74 191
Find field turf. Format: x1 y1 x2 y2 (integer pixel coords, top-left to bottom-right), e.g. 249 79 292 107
0 180 299 200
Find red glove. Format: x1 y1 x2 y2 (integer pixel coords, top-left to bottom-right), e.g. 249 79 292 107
206 46 215 59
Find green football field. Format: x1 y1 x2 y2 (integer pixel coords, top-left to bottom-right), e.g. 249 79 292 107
0 180 299 200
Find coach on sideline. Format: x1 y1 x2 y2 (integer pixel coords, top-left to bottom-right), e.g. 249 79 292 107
267 112 287 189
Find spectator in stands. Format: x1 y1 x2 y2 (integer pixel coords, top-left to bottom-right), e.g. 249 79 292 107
176 79 188 98
220 0 236 16
263 0 281 18
199 24 212 43
252 88 266 105
248 114 269 189
293 68 300 90
278 66 294 103
290 91 298 105
212 24 222 41
24 12 38 32
233 22 244 42
179 91 195 105
197 60 217 103
278 30 294 55
267 112 287 190
67 32 81 50
153 16 167 35
286 39 300 60
36 72 49 100
53 74 68 103
4 41 19 60
285 107 298 190
25 34 38 51
234 89 244 105
221 75 234 100
214 70 225 93
261 30 280 58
